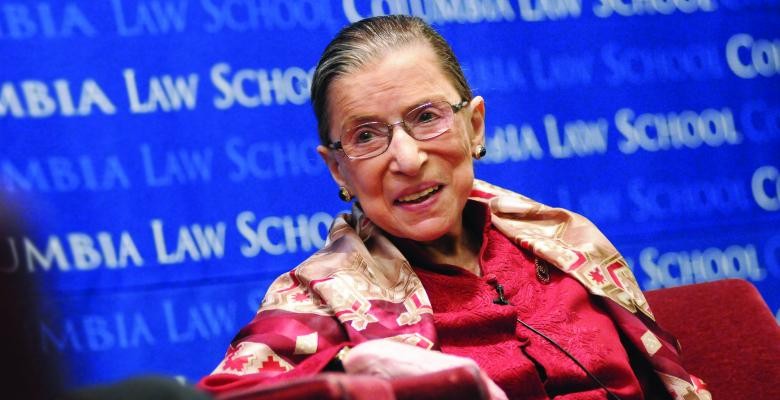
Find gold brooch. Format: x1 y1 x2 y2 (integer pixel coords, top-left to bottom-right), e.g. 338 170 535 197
535 258 551 284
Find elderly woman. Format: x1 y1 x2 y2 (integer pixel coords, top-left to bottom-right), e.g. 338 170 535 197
199 15 709 400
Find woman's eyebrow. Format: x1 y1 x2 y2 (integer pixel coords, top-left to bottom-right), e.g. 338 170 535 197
401 97 445 114
340 96 445 128
342 114 383 129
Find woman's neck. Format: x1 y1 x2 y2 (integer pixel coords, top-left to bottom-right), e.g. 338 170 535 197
392 202 487 276
419 225 483 275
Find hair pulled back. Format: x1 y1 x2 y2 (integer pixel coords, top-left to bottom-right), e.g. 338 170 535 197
311 15 473 145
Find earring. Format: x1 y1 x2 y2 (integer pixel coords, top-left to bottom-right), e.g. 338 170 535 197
338 186 353 202
473 144 487 160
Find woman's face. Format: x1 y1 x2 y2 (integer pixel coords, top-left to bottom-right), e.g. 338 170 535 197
317 44 485 242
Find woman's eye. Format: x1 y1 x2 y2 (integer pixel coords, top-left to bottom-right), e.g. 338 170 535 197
415 109 441 124
419 112 434 122
355 130 377 143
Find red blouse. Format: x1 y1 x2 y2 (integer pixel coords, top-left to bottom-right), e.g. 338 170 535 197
402 204 651 400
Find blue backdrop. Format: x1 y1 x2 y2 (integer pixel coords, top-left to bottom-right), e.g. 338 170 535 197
1 0 778 388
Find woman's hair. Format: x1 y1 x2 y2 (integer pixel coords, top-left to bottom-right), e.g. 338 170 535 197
311 15 473 145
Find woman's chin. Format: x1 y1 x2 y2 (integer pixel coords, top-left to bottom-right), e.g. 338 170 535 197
390 220 456 243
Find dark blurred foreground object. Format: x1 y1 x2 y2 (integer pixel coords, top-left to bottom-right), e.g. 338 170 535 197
62 376 213 400
646 279 780 400
218 364 488 400
0 199 65 399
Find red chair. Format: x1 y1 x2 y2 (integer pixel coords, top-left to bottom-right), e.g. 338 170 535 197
645 279 780 400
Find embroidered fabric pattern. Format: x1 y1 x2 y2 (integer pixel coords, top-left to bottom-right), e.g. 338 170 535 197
411 221 638 399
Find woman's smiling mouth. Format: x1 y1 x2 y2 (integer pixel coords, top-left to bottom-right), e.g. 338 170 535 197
395 185 442 204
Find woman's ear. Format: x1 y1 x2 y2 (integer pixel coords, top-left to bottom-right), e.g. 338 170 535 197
317 144 350 190
468 96 486 149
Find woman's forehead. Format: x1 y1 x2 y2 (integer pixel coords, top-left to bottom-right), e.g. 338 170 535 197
326 45 457 123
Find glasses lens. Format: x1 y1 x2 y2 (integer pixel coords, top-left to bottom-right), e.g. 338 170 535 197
405 101 454 140
342 122 390 158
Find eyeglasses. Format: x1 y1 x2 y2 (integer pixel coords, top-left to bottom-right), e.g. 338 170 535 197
328 99 470 160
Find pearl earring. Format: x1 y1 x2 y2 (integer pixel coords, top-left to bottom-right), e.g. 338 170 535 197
474 144 487 159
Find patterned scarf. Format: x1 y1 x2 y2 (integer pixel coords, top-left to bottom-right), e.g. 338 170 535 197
204 180 710 400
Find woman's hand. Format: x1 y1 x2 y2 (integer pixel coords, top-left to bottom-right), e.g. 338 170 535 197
342 339 508 400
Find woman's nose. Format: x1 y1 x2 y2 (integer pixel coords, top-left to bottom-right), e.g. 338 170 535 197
387 124 426 175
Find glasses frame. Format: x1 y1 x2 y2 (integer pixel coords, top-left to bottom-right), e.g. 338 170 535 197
328 99 471 160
